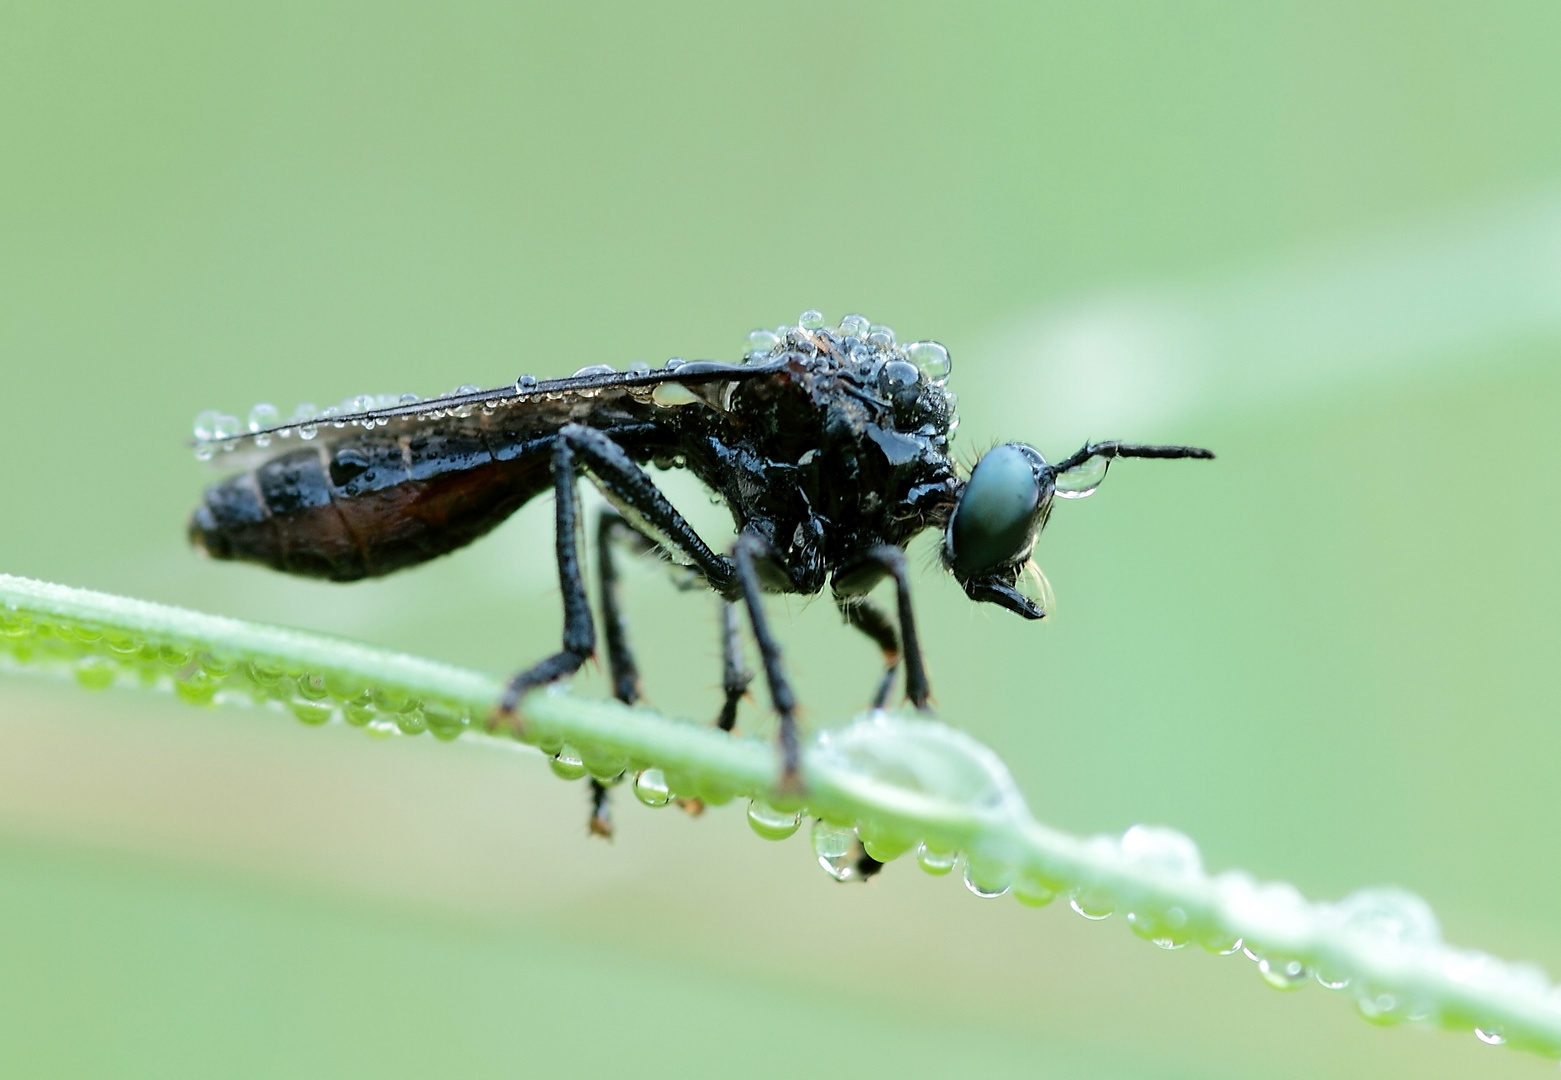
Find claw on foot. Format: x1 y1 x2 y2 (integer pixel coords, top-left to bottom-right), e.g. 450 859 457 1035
776 766 806 798
487 702 530 740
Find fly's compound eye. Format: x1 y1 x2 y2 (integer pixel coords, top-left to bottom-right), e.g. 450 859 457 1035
946 443 1052 579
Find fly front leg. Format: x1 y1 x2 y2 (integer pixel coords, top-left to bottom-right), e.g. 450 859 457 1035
733 531 802 788
716 600 752 732
835 596 900 711
833 545 931 711
865 545 931 711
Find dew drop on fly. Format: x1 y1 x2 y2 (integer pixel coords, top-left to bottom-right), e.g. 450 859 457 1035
904 340 952 382
193 409 221 441
247 402 279 447
798 309 826 331
247 403 279 433
836 313 871 339
880 360 920 389
1056 455 1110 499
291 402 320 440
744 329 780 358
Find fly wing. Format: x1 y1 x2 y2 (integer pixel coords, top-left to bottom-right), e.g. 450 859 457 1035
192 357 785 465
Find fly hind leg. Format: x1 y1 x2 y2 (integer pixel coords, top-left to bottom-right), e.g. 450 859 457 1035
493 431 596 726
587 510 655 839
495 425 738 726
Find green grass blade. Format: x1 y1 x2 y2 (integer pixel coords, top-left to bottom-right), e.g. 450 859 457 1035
3 572 1559 1060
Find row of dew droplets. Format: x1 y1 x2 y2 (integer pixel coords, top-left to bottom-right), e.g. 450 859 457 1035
193 389 448 460
766 710 1552 1059
0 601 472 741
192 311 957 460
1319 887 1445 1024
804 711 1032 886
743 311 953 385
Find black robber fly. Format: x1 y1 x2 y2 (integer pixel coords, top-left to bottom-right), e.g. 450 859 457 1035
188 311 1212 836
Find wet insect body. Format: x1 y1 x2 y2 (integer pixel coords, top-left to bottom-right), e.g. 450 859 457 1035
189 313 1213 835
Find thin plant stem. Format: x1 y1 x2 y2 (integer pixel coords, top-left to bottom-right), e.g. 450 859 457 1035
2 573 1558 1060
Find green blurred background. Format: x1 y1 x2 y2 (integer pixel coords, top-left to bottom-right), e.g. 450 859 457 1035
3 3 1559 1076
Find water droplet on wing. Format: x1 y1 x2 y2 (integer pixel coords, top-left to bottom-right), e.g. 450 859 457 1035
247 402 279 435
745 328 781 357
193 409 221 441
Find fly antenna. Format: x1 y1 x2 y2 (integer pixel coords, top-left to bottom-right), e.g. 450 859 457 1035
1052 441 1215 474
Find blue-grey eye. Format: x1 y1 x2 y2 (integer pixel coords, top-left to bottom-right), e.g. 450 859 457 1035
946 443 1050 578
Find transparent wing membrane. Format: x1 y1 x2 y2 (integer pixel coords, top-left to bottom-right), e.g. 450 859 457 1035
191 357 789 462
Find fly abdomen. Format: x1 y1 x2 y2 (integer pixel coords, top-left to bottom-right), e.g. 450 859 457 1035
189 435 553 581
